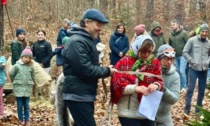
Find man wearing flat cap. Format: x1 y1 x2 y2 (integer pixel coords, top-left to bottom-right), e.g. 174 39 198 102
183 23 210 117
61 9 116 126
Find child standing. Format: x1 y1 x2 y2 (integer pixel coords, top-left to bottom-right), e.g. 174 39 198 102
0 50 6 117
10 46 35 125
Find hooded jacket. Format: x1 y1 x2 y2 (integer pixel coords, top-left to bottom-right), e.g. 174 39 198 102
183 35 210 71
62 25 110 101
156 65 180 126
149 21 166 54
9 59 35 97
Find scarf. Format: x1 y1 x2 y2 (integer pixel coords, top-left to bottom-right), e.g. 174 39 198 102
126 50 155 80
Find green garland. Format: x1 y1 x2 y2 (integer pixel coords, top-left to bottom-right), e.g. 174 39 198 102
126 50 155 80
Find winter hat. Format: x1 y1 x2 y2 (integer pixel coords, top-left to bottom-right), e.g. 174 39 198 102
134 24 145 35
21 46 33 58
63 18 71 24
82 9 108 23
131 35 155 55
199 23 209 32
62 36 70 46
157 44 175 60
16 28 25 37
151 21 161 31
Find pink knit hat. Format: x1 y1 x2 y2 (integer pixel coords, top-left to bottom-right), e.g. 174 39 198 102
134 24 145 35
21 46 33 58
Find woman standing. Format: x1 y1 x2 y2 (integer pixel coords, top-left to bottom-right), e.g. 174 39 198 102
111 35 163 126
109 23 129 66
32 30 52 74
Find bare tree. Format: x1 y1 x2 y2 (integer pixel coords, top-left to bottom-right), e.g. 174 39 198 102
145 0 154 30
0 4 3 49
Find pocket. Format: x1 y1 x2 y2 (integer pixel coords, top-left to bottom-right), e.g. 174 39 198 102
13 80 22 85
193 45 200 53
28 81 34 85
204 46 210 54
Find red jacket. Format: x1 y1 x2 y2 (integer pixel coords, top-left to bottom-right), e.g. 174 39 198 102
111 56 163 104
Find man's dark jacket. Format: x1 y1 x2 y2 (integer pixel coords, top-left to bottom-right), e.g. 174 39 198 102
62 26 110 100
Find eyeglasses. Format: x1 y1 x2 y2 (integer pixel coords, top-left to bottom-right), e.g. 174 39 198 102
162 57 175 61
140 50 153 54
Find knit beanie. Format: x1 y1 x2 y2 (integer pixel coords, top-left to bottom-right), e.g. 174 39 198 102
21 46 33 58
62 36 70 46
16 28 25 37
200 24 209 32
157 44 175 60
131 35 155 55
134 24 145 35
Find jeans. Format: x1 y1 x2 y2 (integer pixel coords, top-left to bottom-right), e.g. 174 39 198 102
207 68 210 81
174 56 187 89
184 68 207 114
119 117 155 126
16 97 30 121
64 100 96 126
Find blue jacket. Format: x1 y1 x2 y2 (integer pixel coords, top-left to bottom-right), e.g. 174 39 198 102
56 28 68 46
0 56 6 86
109 31 129 65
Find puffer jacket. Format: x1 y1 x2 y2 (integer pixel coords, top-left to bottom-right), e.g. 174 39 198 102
9 59 35 97
62 25 110 101
109 30 129 66
183 35 210 71
156 65 180 126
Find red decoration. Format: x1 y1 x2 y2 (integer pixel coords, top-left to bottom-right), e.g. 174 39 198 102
1 0 7 5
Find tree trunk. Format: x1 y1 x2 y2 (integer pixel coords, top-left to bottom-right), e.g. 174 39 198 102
189 0 197 14
0 4 3 49
145 0 154 30
136 0 141 24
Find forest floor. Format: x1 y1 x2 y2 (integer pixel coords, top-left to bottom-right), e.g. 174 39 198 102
1 79 210 126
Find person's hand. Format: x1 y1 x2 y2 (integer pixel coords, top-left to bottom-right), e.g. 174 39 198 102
147 83 159 93
108 66 117 76
40 63 44 68
135 86 149 96
1 63 5 67
119 52 123 57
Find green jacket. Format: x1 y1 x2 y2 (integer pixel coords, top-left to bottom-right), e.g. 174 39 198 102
149 21 166 54
11 40 25 65
169 29 189 57
10 59 35 97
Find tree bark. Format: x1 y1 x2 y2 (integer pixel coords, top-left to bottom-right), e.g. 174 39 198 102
145 0 154 30
0 4 3 49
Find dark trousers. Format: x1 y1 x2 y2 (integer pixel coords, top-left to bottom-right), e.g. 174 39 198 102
119 117 155 126
184 68 207 114
64 100 96 126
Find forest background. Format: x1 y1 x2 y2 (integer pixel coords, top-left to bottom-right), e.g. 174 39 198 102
0 0 209 52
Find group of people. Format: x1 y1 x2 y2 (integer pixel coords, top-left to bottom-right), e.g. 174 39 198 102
0 8 208 126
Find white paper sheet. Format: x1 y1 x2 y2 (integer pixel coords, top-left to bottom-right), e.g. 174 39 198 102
136 90 163 121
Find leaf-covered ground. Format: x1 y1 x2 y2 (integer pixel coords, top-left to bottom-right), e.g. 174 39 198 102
1 79 210 126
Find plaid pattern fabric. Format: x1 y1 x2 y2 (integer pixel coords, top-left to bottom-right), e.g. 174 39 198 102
111 56 163 104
